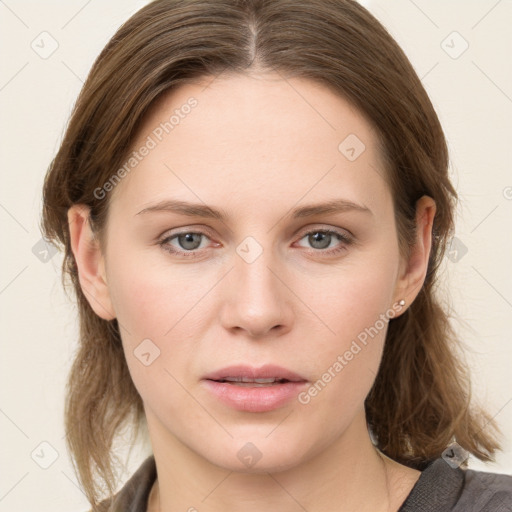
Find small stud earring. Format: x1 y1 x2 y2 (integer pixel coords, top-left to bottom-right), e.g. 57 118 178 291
398 299 406 307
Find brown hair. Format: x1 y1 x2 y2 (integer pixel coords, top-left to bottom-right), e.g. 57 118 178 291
41 0 501 507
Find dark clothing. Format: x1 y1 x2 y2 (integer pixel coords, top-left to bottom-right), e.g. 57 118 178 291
102 455 512 511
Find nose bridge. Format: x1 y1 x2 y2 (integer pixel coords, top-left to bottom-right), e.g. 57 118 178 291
234 236 283 309
236 244 277 298
219 234 293 337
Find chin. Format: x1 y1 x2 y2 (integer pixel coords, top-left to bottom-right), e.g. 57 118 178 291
195 426 318 474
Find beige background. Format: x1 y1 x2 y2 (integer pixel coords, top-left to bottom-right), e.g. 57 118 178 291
0 0 511 510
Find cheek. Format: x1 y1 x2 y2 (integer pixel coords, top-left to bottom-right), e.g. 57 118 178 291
105 242 208 340
103 236 241 397
104 256 203 415
294 251 399 405
299 252 398 346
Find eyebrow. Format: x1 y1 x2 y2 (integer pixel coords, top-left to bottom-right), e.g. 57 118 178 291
136 198 372 220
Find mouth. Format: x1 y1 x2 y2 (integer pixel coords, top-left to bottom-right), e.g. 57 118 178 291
203 364 307 385
213 377 295 387
201 365 308 412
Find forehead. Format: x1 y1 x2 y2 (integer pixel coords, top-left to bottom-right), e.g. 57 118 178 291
141 71 380 156
109 72 391 218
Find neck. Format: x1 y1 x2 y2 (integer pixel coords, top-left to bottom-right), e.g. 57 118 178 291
146 411 420 512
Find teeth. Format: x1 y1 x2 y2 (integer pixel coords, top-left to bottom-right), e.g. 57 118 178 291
230 382 280 387
221 377 285 384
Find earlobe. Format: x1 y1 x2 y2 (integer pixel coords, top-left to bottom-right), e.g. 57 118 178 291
67 205 116 320
393 196 436 309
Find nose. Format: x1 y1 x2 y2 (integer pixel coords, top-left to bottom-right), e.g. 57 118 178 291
219 246 294 339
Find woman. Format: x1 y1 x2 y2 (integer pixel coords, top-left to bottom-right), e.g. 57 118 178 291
41 0 512 510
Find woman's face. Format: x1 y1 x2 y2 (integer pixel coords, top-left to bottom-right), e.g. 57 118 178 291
98 72 409 472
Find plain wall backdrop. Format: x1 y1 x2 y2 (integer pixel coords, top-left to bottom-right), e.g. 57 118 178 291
0 0 511 510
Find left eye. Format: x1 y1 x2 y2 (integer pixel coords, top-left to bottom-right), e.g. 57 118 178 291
296 230 350 251
164 232 209 252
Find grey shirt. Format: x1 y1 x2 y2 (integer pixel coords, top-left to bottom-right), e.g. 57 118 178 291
102 456 512 511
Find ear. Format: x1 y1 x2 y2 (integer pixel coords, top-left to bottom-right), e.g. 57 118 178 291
393 196 436 311
68 205 115 320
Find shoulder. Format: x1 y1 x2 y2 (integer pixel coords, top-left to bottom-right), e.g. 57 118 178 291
399 458 512 512
456 465 512 511
97 456 157 512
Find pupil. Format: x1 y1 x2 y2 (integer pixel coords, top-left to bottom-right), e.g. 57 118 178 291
310 232 331 249
179 233 201 250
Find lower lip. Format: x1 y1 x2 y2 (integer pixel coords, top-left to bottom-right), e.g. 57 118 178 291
202 380 308 412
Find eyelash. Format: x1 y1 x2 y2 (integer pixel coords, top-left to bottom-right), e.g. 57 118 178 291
158 228 353 259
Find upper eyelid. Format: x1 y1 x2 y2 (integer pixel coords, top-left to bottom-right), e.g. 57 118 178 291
159 225 351 239
159 225 215 241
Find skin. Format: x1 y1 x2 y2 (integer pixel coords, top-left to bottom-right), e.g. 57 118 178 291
69 72 436 511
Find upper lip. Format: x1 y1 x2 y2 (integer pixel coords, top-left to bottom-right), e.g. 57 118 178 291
203 365 307 383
